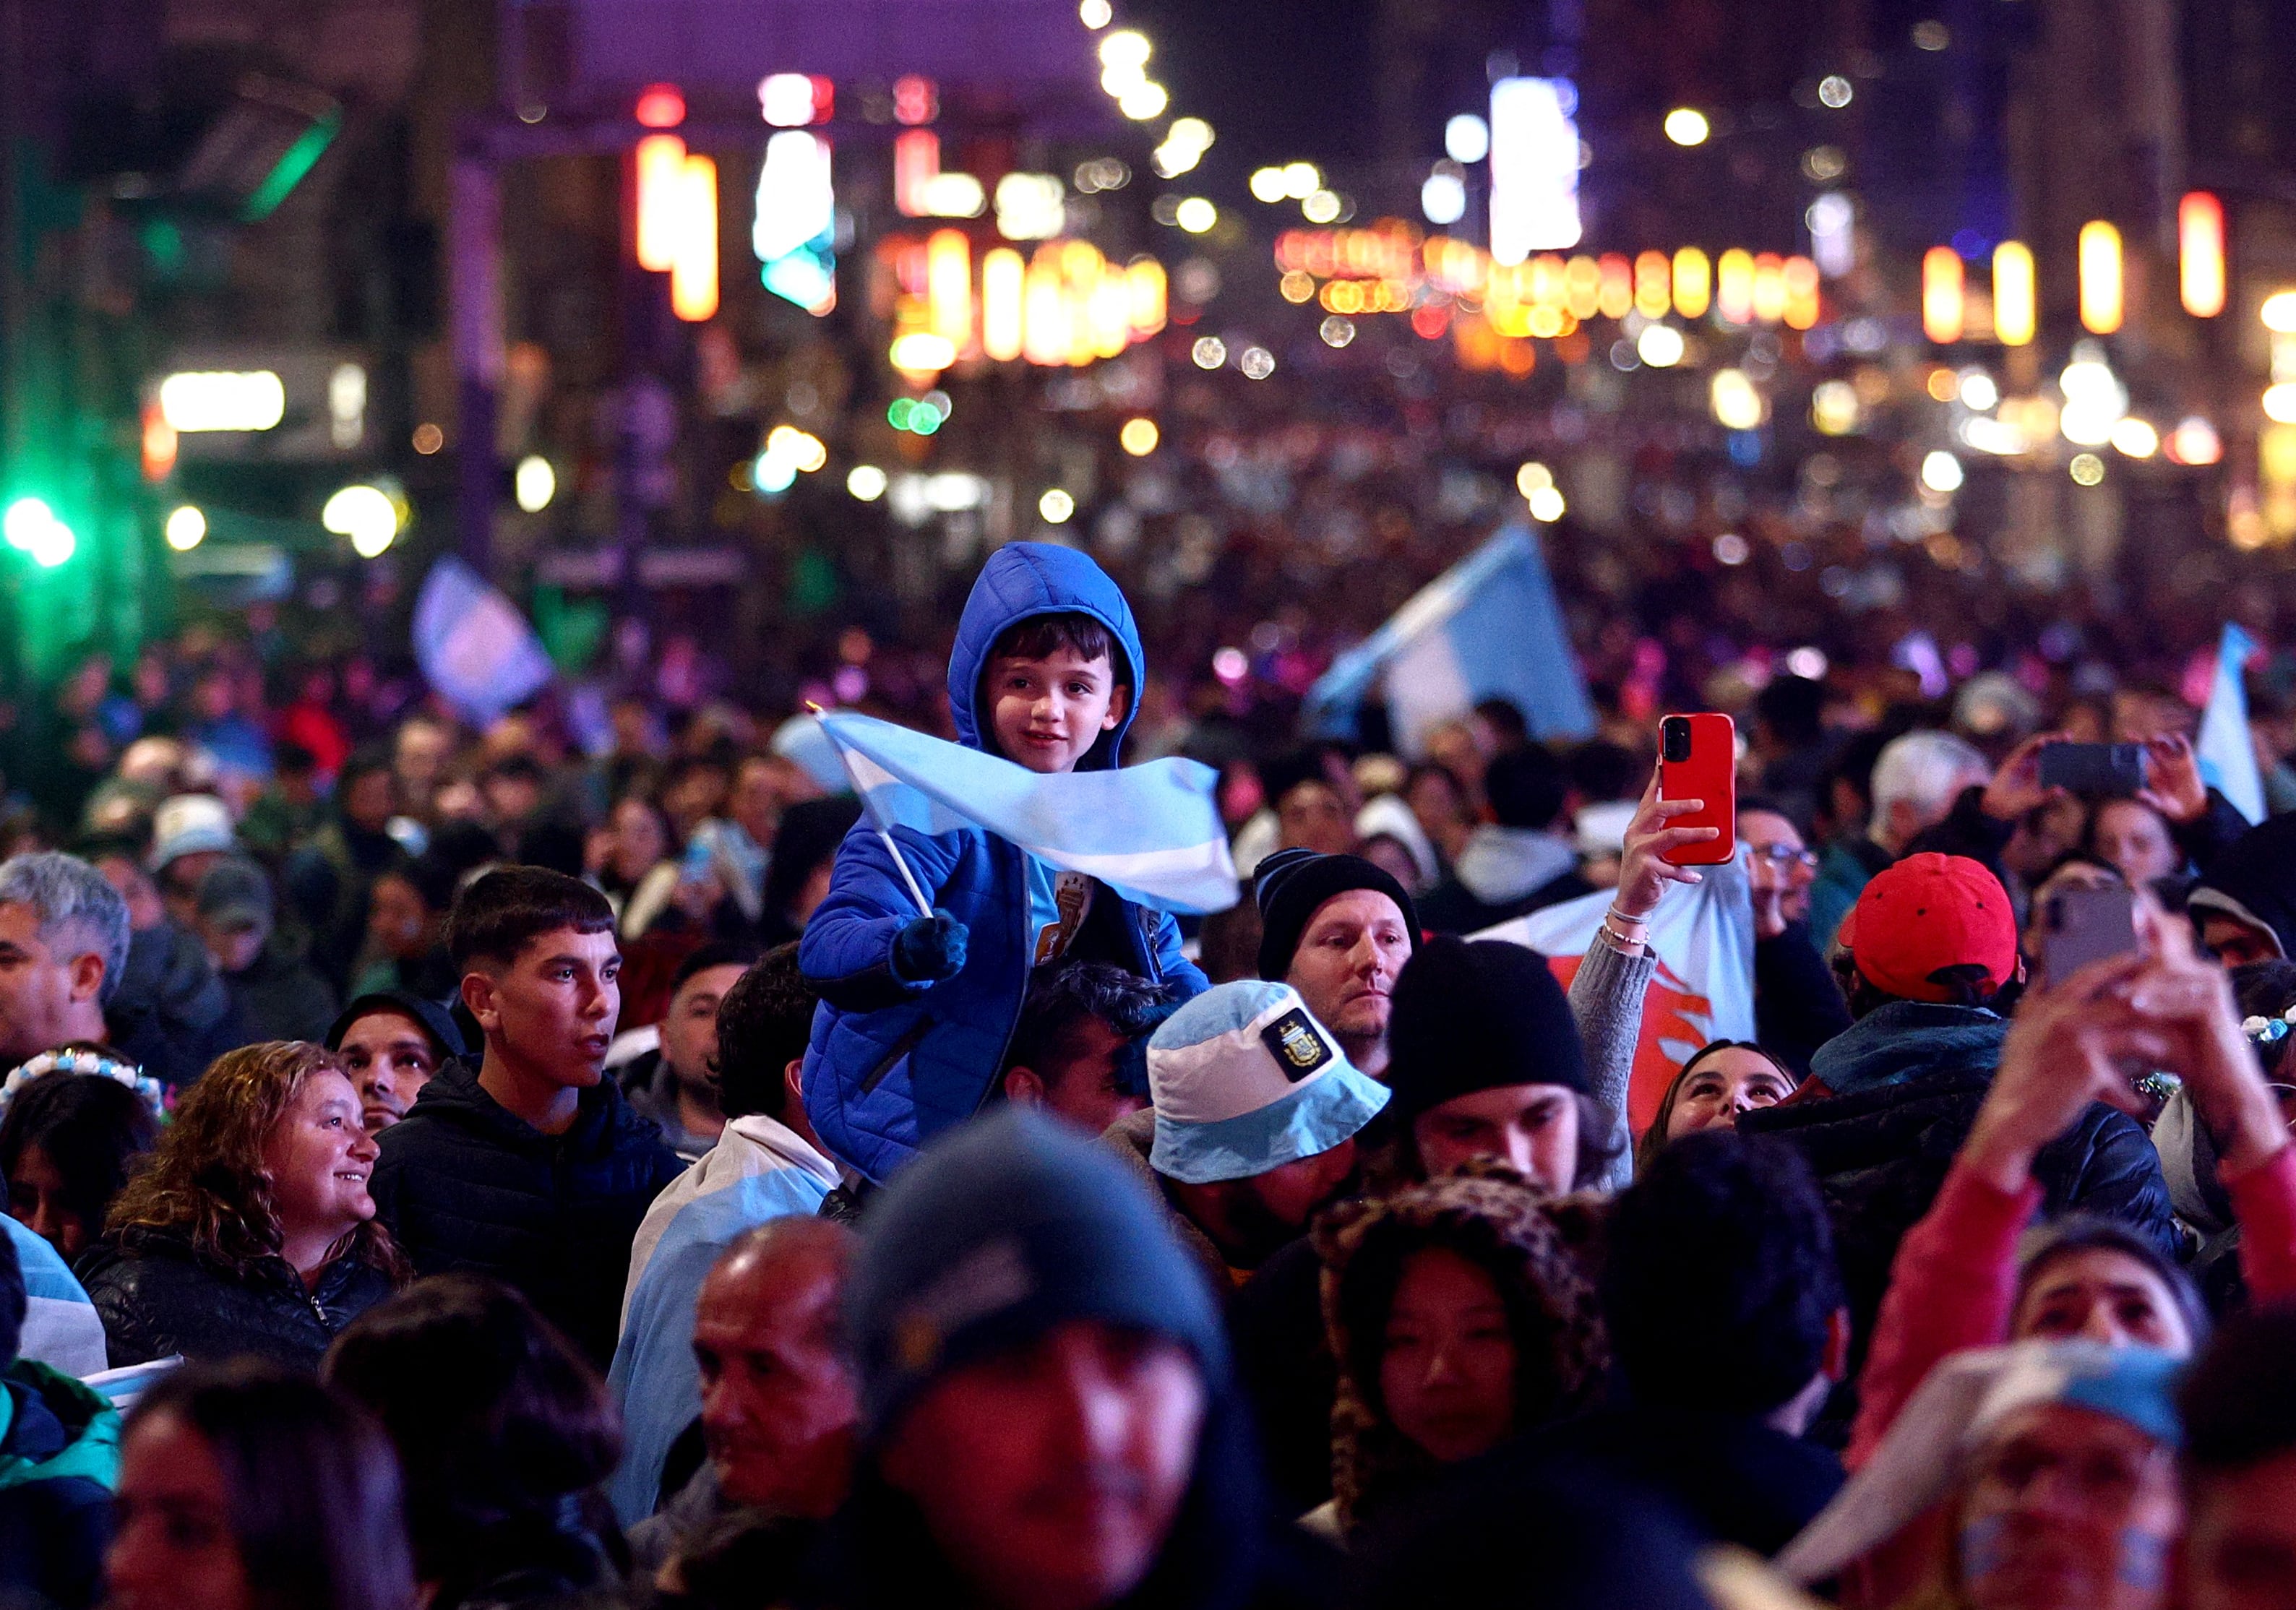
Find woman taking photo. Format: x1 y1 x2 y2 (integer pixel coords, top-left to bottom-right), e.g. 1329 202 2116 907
105 1359 415 1610
78 1041 405 1371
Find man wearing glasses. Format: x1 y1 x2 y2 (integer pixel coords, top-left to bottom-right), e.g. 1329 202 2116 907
1740 797 1850 1077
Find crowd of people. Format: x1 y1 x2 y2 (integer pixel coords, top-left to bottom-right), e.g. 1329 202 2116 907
1 534 2295 1610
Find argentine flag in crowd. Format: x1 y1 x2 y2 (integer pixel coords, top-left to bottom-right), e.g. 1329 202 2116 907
816 711 1241 915
1475 853 1756 1136
2197 622 2266 826
413 557 557 728
1303 523 1597 757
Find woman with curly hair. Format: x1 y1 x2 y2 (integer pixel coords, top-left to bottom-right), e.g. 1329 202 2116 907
1306 1164 1606 1543
77 1041 405 1370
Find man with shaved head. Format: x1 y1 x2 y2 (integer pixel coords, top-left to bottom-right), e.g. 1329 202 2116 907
629 1217 859 1575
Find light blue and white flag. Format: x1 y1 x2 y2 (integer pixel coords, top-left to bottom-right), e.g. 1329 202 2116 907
816 710 1239 915
413 556 556 727
1302 523 1596 757
2198 623 2265 825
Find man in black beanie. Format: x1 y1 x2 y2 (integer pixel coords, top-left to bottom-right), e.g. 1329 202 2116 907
1252 846 1420 1080
1384 934 1615 1196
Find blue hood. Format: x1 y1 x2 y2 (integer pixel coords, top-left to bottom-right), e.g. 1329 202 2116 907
947 543 1144 772
1807 999 2008 1097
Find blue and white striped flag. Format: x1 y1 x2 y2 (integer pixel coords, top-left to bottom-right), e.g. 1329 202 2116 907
2197 623 2266 825
1302 523 1596 757
816 711 1240 915
413 557 556 728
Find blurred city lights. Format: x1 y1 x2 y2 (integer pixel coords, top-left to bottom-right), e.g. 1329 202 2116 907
1249 168 1287 203
1239 346 1276 379
1192 336 1226 369
2110 418 2160 458
158 371 285 433
890 332 957 374
1174 197 1218 233
1039 488 1076 523
1992 241 2036 345
1526 485 1566 522
2059 345 2128 444
323 485 398 558
2078 220 2123 334
1811 381 1859 435
1515 462 1554 496
1959 369 1999 410
2261 291 2296 333
1635 323 1684 366
1713 533 1750 565
669 154 718 321
1808 193 1854 277
1444 114 1490 164
1817 75 1853 108
1301 190 1341 224
1422 170 1467 225
1119 417 1160 455
2264 384 2296 425
1212 647 1248 684
1320 316 1356 347
634 84 686 128
2069 452 2106 486
1152 119 1214 178
1919 450 1964 492
754 132 836 313
1098 30 1150 69
3 496 51 551
1711 369 1766 431
513 456 556 513
1488 77 1581 262
758 74 830 127
1672 248 1711 319
2180 191 2226 318
1281 162 1320 199
1663 108 1710 147
1921 246 1964 344
635 133 687 271
994 173 1065 241
2167 417 2222 465
982 247 1025 360
1913 20 1951 49
847 465 888 501
1118 82 1169 120
1078 0 1112 25
164 505 207 552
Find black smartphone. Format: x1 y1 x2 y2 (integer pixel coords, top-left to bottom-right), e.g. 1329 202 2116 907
2038 742 2148 798
2040 884 2139 984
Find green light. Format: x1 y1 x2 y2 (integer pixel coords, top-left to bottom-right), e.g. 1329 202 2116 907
886 397 915 430
909 408 942 436
240 106 343 223
4 497 53 551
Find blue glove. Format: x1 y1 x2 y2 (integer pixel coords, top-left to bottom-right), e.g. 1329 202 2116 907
892 909 969 983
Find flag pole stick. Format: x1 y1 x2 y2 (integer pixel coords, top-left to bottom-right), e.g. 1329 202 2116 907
809 703 934 918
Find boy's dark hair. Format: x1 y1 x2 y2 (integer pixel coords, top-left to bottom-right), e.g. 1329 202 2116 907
1485 744 1570 832
1601 1130 1844 1416
0 1072 160 1238
444 866 614 972
0 1220 20 1366
2180 1301 2296 1477
672 939 763 996
712 944 816 1121
988 612 1130 689
1003 961 1174 1088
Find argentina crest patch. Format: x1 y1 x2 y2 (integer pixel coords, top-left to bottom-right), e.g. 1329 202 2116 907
1260 1008 1333 1081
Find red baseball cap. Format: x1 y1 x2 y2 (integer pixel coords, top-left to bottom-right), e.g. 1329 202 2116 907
1846 852 2018 1003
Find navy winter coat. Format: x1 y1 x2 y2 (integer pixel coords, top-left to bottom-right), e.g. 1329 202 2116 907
799 543 1207 1181
371 1058 685 1366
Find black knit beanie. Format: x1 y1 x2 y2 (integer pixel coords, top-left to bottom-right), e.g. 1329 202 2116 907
1385 936 1588 1125
1253 847 1421 983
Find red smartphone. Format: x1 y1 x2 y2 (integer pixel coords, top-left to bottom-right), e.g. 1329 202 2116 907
1658 713 1737 866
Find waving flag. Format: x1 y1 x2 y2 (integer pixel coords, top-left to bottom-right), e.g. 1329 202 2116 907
1474 853 1755 1136
413 557 556 727
2197 623 2265 825
816 710 1239 915
1303 523 1596 757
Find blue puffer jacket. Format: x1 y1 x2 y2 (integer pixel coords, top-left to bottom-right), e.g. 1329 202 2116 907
800 543 1208 1181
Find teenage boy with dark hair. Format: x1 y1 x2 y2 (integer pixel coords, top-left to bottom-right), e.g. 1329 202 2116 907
999 960 1171 1135
609 944 844 1523
372 866 684 1369
801 543 1207 1181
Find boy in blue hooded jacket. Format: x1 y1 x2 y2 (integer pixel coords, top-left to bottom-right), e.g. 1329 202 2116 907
799 543 1208 1181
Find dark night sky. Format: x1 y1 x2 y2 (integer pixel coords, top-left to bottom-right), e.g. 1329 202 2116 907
1123 0 1385 168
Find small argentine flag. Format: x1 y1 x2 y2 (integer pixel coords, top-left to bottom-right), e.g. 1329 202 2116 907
816 710 1240 916
2197 623 2266 826
413 557 556 727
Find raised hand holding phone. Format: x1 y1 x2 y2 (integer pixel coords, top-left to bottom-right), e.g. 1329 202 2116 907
1656 713 1737 867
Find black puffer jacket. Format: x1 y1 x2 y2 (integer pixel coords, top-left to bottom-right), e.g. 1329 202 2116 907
75 1223 398 1371
1739 1064 2175 1374
371 1059 685 1367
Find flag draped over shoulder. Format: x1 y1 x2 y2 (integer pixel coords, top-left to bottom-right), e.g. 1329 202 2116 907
412 557 556 728
1473 853 1756 1135
1302 523 1596 757
816 711 1240 916
2197 622 2265 826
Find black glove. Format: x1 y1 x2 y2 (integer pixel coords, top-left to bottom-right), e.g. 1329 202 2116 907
892 909 969 983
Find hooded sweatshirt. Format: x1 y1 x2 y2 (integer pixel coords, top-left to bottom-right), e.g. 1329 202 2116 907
1416 825 1589 935
799 544 1208 1182
0 1359 118 1610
